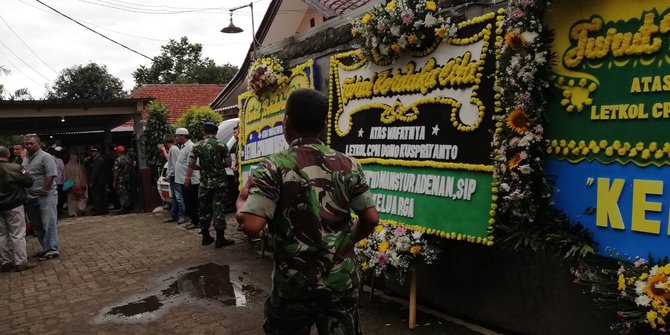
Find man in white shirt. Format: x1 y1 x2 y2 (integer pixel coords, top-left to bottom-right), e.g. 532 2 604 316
174 128 199 228
158 134 185 223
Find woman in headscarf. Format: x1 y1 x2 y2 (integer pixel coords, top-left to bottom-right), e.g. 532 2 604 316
62 153 88 218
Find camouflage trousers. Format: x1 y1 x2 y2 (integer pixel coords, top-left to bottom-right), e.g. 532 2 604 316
116 180 130 208
198 186 228 231
263 296 362 335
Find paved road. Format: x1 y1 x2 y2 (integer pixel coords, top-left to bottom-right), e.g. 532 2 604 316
0 212 489 335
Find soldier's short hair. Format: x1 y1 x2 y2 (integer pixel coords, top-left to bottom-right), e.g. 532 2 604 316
285 88 327 134
0 146 9 158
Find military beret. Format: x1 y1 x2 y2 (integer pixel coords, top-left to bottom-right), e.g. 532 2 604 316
202 122 218 132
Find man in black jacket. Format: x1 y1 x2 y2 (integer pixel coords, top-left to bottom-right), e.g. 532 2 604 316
0 145 36 272
88 145 108 215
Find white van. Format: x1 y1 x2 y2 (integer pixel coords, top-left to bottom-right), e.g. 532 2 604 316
216 118 239 177
157 117 239 205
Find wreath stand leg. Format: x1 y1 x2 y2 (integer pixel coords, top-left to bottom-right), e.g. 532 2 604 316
408 270 417 330
260 235 267 258
358 270 374 305
369 273 375 302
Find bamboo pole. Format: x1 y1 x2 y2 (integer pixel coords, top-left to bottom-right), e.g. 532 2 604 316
408 270 417 330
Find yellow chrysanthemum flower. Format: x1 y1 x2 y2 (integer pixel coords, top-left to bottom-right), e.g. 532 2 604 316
361 13 373 24
391 43 401 53
648 311 659 329
357 238 368 247
374 225 383 233
410 245 422 254
617 273 626 291
361 262 369 271
407 34 419 45
435 26 447 37
378 240 389 253
386 1 396 11
426 1 437 11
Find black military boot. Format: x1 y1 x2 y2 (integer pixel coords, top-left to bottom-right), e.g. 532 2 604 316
201 228 214 246
214 229 234 248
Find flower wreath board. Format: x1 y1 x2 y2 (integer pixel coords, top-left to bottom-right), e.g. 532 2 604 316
237 59 315 184
328 11 503 242
544 0 670 259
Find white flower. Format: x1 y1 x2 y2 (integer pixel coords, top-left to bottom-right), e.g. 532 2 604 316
518 165 532 174
411 231 422 239
521 31 539 44
500 183 510 192
650 265 659 276
397 35 408 48
534 52 547 65
390 25 401 36
423 13 438 27
634 280 646 295
616 265 625 275
635 295 652 307
379 44 390 55
448 25 457 36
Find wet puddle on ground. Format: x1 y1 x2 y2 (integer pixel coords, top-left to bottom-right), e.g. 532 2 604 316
96 263 262 323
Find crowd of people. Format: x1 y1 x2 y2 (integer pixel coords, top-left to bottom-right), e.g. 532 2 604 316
2 89 381 334
158 122 238 248
0 135 139 273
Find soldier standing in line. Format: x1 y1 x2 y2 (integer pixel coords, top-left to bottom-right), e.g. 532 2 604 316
112 146 132 215
236 89 379 334
188 122 234 248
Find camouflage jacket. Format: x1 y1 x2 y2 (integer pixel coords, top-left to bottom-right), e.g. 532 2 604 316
113 155 131 183
189 135 229 189
241 137 375 305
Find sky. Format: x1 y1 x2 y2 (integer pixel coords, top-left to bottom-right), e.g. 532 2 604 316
0 0 271 99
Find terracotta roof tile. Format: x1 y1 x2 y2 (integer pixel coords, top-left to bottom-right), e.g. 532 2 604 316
320 0 371 15
125 84 225 126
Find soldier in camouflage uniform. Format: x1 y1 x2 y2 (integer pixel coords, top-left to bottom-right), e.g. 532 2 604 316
188 122 234 248
237 89 379 335
112 146 132 214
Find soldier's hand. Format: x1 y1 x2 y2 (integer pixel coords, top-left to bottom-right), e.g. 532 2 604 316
238 177 253 201
184 179 190 188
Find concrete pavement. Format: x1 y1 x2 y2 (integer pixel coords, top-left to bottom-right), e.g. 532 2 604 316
0 212 492 335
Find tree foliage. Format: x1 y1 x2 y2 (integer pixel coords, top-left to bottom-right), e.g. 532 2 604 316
133 36 238 86
0 66 33 100
0 65 9 99
138 101 172 171
0 135 24 149
175 105 223 140
47 62 125 100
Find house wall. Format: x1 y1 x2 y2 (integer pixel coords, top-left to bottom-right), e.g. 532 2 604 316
296 9 325 33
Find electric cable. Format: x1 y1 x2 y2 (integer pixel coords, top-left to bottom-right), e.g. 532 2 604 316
0 48 44 86
34 0 154 61
0 15 59 74
0 39 52 82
